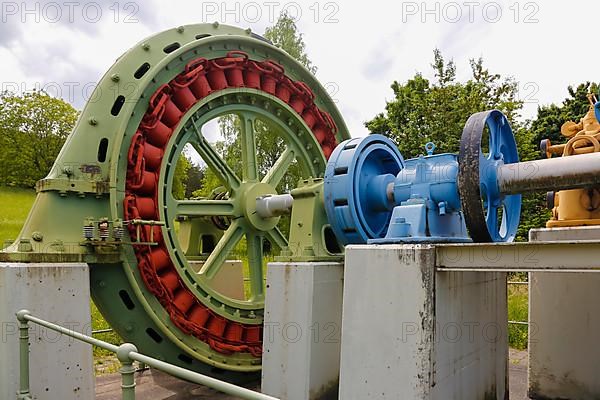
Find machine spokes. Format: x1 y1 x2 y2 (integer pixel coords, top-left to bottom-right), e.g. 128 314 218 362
262 147 296 187
190 124 241 190
238 112 259 182
198 220 244 279
174 199 236 217
246 232 265 302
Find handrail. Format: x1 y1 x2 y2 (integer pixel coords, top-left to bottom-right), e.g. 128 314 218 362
15 310 278 400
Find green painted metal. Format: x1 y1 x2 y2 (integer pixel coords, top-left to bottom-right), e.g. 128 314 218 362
277 178 343 261
1 23 349 377
16 310 279 399
16 310 32 400
161 91 326 317
117 344 138 400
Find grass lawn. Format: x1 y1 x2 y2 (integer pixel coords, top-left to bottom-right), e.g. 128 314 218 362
0 186 36 245
508 283 529 350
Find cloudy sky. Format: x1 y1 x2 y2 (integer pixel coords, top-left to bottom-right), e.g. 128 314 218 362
0 0 598 138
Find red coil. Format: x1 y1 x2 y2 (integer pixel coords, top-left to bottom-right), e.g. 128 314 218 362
223 51 248 88
244 60 264 89
159 270 180 296
152 85 182 127
173 290 196 314
207 59 236 90
124 53 342 359
224 324 243 342
149 248 171 274
142 142 163 171
134 196 157 220
189 306 210 326
260 60 284 94
183 58 213 98
275 76 294 103
207 317 227 337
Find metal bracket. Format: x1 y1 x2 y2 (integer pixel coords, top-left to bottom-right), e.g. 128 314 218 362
276 178 343 262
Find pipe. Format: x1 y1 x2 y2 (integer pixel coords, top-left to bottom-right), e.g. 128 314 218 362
497 151 600 194
255 194 294 218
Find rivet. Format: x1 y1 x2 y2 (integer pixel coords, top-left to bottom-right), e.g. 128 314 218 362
176 26 185 33
142 43 150 51
110 74 120 82
245 28 252 34
212 21 219 28
88 117 98 126
31 231 43 242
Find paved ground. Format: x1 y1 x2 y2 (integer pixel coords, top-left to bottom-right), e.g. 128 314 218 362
96 349 530 399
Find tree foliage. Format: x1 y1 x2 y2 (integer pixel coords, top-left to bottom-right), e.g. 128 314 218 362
264 12 317 74
365 50 559 241
0 91 78 187
366 49 523 156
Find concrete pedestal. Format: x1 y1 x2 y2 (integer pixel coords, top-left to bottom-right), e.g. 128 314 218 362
262 261 344 400
0 263 94 400
339 245 508 400
528 227 600 399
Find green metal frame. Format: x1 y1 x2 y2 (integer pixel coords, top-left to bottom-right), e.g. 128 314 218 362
161 89 325 317
3 23 350 378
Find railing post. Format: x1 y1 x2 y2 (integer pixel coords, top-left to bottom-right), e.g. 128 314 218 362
116 343 138 400
16 310 32 400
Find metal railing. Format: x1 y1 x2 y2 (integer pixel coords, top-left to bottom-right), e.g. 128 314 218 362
16 310 278 400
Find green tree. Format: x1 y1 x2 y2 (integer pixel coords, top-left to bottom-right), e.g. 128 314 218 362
529 82 599 146
366 50 523 156
264 12 317 74
172 154 192 200
0 91 78 187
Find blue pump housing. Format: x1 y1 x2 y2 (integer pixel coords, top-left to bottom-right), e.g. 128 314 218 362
324 110 521 245
324 134 470 244
369 152 470 243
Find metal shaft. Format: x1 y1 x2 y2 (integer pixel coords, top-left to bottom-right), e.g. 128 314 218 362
255 194 294 218
497 151 600 194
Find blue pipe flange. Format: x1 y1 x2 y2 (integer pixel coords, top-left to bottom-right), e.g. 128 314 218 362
324 135 404 245
458 110 521 242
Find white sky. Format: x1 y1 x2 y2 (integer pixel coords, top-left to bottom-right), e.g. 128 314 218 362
0 0 598 139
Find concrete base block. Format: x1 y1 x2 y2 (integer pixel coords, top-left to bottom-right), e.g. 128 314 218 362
262 262 344 400
528 227 600 399
339 245 507 400
0 263 94 400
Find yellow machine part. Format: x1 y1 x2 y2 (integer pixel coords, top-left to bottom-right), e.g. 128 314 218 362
547 189 600 227
545 93 600 227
